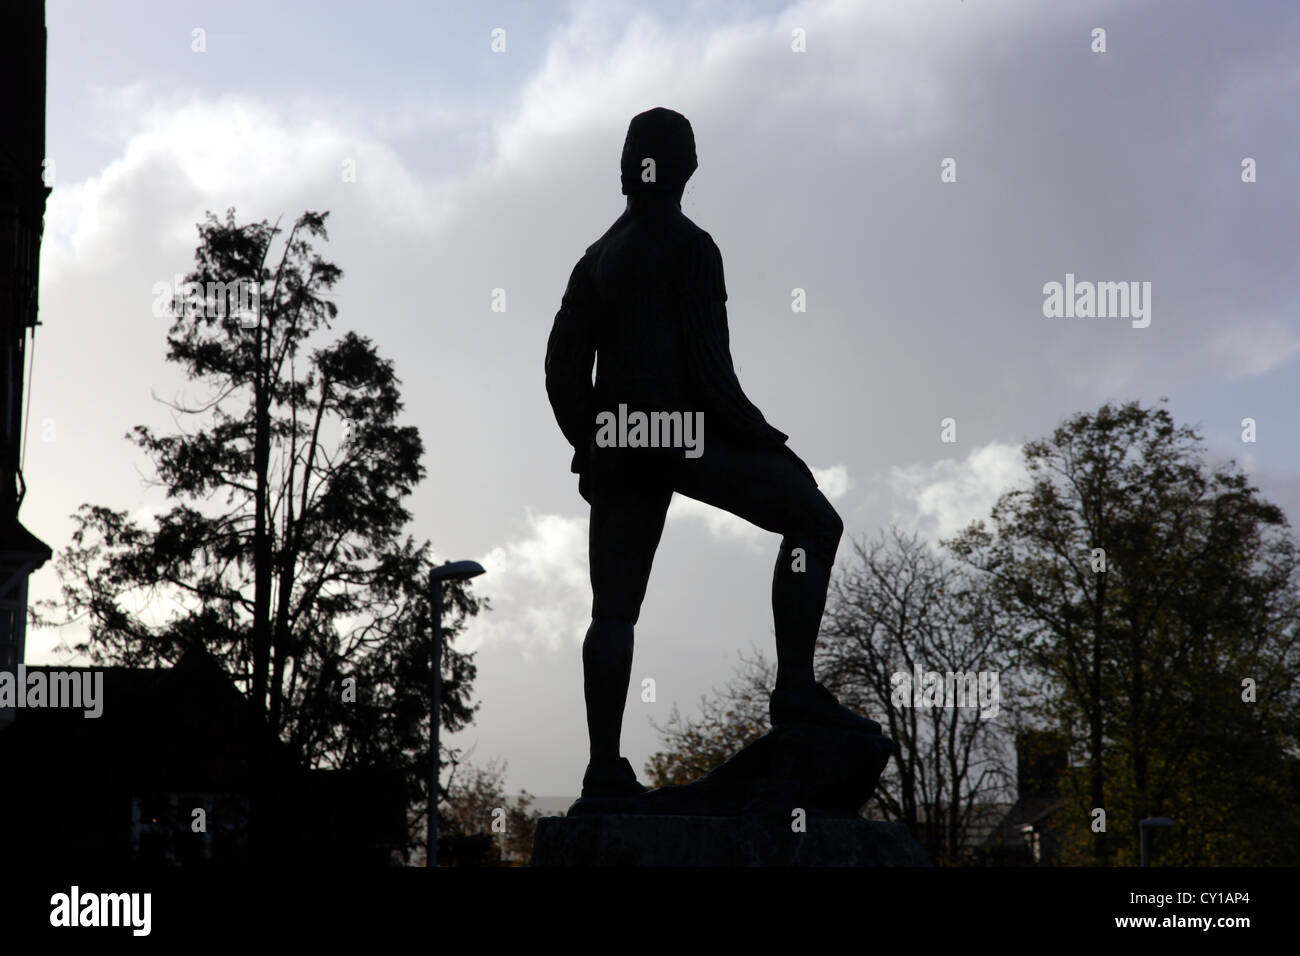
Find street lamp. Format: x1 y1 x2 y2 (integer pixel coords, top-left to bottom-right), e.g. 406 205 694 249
427 559 485 867
1139 816 1174 867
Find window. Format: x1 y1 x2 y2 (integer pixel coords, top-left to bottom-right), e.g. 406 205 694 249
130 792 250 864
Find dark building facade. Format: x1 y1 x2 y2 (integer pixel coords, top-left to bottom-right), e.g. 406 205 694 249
0 649 409 865
0 0 54 723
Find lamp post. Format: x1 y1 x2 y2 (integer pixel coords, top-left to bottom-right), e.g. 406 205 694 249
1139 816 1174 867
427 559 485 867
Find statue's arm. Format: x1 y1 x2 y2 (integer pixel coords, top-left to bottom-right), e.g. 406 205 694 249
545 255 599 474
680 232 790 448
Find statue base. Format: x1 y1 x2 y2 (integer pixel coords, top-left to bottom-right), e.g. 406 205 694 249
532 722 928 865
531 813 930 866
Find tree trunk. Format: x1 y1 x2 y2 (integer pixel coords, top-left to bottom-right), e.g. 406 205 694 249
251 315 273 724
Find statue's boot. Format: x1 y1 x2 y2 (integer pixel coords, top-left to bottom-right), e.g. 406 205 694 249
581 756 649 798
770 682 883 734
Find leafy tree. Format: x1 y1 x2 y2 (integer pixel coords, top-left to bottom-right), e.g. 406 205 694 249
644 650 772 788
34 209 484 857
944 400 1300 865
439 757 543 866
818 527 1019 864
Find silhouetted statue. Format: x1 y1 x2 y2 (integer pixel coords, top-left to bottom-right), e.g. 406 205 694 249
546 107 882 803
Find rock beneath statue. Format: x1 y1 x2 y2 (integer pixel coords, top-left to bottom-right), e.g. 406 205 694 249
567 722 896 818
531 813 929 867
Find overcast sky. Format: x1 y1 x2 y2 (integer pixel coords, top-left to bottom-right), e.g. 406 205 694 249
26 0 1300 797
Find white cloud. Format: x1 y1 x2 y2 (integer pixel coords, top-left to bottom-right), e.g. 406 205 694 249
487 0 965 188
667 493 767 549
464 511 590 655
811 464 853 500
41 92 456 289
887 442 1028 546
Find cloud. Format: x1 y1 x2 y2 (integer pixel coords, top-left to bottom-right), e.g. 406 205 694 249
486 0 964 190
887 442 1029 546
464 511 590 655
41 91 455 289
811 464 853 500
667 493 767 549
1207 318 1300 380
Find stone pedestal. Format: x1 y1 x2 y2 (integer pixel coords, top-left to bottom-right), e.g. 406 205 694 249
534 721 924 865
531 813 930 867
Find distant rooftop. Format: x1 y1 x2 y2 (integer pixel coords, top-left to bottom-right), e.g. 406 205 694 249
532 796 577 817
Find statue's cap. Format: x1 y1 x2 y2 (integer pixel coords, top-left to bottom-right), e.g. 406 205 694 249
620 107 697 195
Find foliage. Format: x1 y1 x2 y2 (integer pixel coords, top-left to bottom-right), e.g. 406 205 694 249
944 399 1300 864
34 209 484 857
439 757 544 866
644 650 772 788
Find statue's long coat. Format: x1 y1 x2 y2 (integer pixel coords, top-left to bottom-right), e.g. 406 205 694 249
546 200 811 496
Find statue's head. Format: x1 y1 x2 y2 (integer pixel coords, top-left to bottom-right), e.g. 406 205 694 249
620 107 697 199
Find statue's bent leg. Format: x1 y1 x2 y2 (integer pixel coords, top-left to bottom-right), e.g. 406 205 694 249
583 470 673 792
674 440 841 687
674 441 877 731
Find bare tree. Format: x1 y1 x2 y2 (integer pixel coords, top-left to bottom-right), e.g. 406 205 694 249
819 526 1019 864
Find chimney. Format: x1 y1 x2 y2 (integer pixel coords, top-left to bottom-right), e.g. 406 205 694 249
1016 730 1068 801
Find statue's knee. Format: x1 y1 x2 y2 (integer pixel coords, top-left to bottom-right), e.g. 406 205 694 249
802 502 842 563
591 588 644 623
781 503 840 566
586 616 635 642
